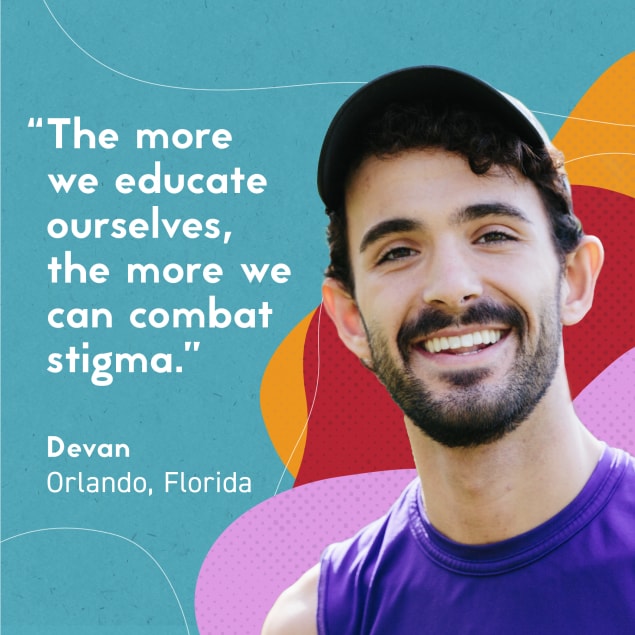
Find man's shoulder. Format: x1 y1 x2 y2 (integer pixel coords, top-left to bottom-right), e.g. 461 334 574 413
261 564 320 635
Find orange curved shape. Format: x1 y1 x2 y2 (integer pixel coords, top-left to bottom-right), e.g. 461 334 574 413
554 52 635 197
260 309 315 477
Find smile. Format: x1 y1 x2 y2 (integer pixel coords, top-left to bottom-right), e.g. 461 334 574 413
421 329 504 354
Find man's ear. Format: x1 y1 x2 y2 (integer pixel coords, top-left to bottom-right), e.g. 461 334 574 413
322 278 372 361
561 235 604 326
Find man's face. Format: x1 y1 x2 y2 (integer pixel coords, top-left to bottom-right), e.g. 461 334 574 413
343 149 565 448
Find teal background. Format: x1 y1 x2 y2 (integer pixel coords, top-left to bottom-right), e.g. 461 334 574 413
2 1 633 633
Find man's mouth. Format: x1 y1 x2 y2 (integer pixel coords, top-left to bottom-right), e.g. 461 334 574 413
419 329 505 355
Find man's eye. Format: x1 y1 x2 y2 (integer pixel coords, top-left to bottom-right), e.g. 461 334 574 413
476 231 516 244
378 246 417 263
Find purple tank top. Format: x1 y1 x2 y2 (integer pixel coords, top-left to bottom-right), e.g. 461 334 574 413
318 445 635 634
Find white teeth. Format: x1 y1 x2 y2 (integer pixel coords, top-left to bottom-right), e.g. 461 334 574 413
422 329 503 354
460 334 473 347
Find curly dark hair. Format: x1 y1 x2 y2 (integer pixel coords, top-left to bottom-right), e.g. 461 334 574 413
325 101 583 293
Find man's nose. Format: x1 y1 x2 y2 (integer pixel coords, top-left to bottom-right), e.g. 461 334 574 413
421 244 483 309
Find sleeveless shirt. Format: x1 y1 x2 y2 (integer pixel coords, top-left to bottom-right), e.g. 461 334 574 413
318 445 635 634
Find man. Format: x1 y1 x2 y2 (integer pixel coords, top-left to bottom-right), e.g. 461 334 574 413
262 67 635 634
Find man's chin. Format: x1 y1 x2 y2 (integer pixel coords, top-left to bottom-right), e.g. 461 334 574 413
437 367 492 389
408 411 524 449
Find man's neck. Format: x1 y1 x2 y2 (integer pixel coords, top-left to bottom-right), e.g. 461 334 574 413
405 373 603 545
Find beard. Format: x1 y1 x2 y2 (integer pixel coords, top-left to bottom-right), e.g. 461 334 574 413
363 297 562 448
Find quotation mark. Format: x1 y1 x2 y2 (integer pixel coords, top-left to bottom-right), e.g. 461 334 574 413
175 341 201 373
28 117 44 128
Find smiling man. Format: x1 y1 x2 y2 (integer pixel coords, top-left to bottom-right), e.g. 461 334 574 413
262 67 635 634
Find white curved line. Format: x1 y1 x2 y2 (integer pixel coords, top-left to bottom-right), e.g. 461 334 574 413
41 4 635 112
274 304 324 495
41 0 364 92
2 526 190 634
533 110 635 127
565 151 635 164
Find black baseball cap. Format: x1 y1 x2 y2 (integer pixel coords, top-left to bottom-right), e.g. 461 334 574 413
317 66 559 211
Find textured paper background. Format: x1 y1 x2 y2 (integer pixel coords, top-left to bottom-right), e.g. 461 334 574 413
2 1 634 633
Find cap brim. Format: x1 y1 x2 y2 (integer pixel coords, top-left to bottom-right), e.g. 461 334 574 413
317 66 547 210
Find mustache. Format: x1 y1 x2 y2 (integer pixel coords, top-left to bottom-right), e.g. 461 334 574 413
397 300 525 361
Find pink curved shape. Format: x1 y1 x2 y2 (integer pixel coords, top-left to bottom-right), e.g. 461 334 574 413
195 469 416 633
195 348 635 634
573 348 635 453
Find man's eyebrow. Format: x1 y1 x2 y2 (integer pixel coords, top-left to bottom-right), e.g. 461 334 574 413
451 203 533 225
358 204 532 253
359 218 424 253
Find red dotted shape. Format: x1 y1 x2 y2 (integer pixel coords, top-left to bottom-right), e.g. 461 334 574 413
295 186 635 486
294 309 411 487
564 186 635 396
